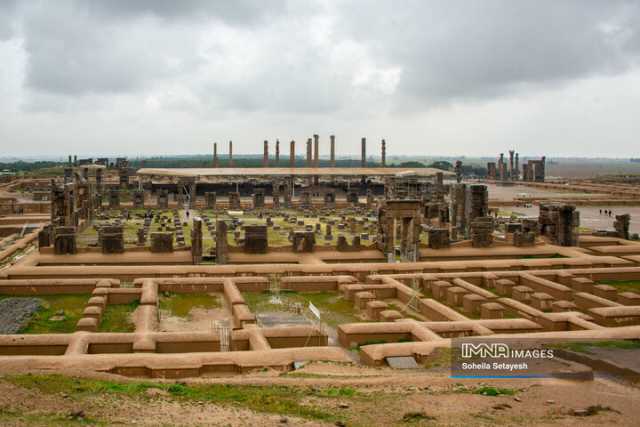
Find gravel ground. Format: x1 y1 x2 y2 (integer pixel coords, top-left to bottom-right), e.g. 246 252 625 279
0 298 42 334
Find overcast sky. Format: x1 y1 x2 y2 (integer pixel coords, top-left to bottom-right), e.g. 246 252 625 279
2 0 640 158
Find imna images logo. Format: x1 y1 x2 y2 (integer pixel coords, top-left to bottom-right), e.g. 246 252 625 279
461 343 510 358
460 342 554 359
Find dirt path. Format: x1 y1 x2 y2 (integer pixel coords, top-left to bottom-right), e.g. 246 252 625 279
1 363 639 426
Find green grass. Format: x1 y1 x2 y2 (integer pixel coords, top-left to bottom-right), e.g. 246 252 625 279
472 386 516 397
556 339 640 354
20 295 90 334
4 374 356 423
0 407 104 426
80 207 378 250
244 291 361 327
98 302 138 332
422 348 452 370
159 293 221 317
597 279 640 293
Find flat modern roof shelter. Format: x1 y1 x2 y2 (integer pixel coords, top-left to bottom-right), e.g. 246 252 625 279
136 167 452 179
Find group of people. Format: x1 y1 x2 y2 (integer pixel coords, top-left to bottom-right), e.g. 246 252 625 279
599 209 613 217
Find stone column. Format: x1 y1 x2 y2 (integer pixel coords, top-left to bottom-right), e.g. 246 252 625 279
263 140 269 167
289 140 296 167
275 139 280 166
455 160 463 183
215 220 228 264
306 138 312 167
381 139 386 167
313 134 319 185
384 216 395 262
191 217 203 264
330 135 336 167
498 153 505 181
313 134 319 167
509 150 515 180
361 137 367 167
213 142 219 168
228 141 234 167
514 153 519 180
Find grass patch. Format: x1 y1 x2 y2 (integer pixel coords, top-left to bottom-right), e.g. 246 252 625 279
0 407 104 426
244 291 360 327
472 386 516 397
20 294 90 334
402 411 437 423
4 374 354 422
556 339 640 353
597 279 640 293
423 348 452 370
159 292 221 318
315 387 356 398
99 302 138 332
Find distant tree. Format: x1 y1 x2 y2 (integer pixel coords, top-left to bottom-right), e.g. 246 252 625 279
397 161 427 168
462 165 488 178
427 161 453 171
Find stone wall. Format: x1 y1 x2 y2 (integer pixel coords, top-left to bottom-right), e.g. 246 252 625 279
428 228 450 249
100 225 124 254
150 232 173 253
614 214 631 240
244 225 268 254
539 203 579 246
470 216 494 248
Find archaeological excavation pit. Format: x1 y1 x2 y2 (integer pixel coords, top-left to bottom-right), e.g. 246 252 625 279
0 149 639 381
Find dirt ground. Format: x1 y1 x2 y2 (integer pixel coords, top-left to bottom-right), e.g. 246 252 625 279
1 362 638 427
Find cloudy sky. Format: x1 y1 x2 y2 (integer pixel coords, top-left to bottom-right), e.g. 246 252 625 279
1 0 640 158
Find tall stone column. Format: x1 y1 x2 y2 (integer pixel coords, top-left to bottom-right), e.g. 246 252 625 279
514 153 519 180
313 134 319 167
306 138 312 167
263 140 269 167
289 140 296 167
361 137 367 167
498 153 505 181
384 217 395 262
275 139 280 166
313 134 319 185
228 141 234 167
213 142 219 168
381 139 386 167
508 150 515 180
191 217 203 264
215 220 228 264
330 135 336 167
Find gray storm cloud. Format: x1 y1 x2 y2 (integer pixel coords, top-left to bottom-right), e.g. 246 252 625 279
1 0 640 157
